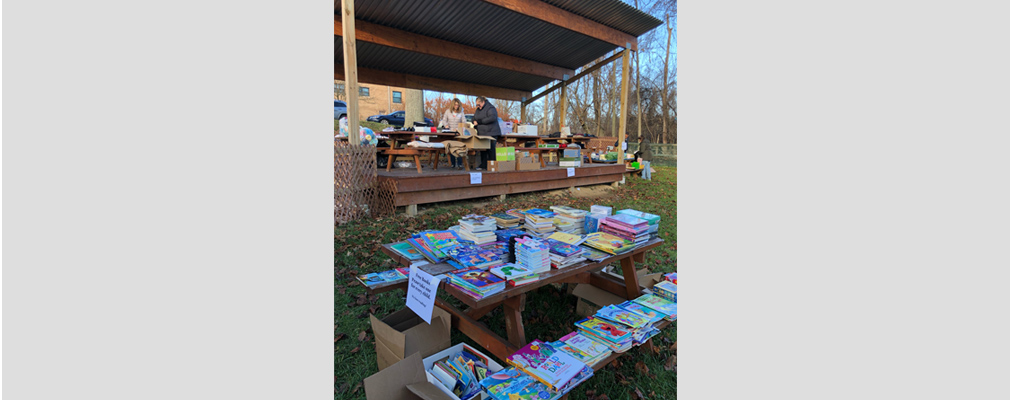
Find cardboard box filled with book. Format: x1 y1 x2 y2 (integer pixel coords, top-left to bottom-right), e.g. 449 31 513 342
489 147 515 172
455 127 495 150
517 151 540 171
370 306 452 370
363 343 505 400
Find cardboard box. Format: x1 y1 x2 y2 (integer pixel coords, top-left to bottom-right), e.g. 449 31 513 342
488 160 515 172
602 267 665 290
422 343 505 400
560 126 571 137
562 149 582 159
363 353 452 400
496 147 515 161
455 134 494 150
516 125 538 136
572 284 627 317
370 307 452 370
517 152 540 171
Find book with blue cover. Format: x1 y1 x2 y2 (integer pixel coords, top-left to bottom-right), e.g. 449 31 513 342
445 245 503 269
595 305 649 329
544 238 584 257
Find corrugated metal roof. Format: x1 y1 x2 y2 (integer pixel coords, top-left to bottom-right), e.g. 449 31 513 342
336 41 553 92
539 0 664 37
336 0 663 94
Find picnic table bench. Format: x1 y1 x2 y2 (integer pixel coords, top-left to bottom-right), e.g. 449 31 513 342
366 238 667 365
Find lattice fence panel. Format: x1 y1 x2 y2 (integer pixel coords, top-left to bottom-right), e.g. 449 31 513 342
334 141 396 225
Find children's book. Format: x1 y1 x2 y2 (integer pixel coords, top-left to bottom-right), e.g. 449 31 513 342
547 231 585 245
355 269 406 287
560 332 612 359
578 246 611 261
595 305 649 329
490 263 534 280
390 241 425 261
582 232 635 255
632 294 677 318
445 245 502 269
574 317 633 343
528 350 584 391
544 239 584 257
617 300 665 323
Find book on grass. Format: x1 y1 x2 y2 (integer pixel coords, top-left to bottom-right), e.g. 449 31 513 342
560 332 613 361
574 317 634 345
616 300 666 324
480 368 553 400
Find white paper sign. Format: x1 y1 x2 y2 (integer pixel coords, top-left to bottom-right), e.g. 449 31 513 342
470 172 482 184
567 168 575 177
406 265 438 324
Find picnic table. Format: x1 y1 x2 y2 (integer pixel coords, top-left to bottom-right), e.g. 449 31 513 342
367 238 667 365
380 130 471 173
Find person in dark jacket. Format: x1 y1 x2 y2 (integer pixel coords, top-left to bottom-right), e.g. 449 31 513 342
472 96 501 170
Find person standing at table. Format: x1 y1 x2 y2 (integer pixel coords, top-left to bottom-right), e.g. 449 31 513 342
439 98 468 169
472 96 501 170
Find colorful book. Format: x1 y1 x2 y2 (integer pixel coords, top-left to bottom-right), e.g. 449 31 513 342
544 238 584 257
582 232 635 255
617 300 666 324
490 263 535 280
633 294 677 318
355 269 406 287
560 332 613 360
574 317 633 344
389 241 425 261
595 305 650 329
652 280 677 302
547 231 584 245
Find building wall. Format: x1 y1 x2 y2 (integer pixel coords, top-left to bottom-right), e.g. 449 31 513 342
334 81 406 121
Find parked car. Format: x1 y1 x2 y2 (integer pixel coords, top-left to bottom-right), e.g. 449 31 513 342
366 110 434 127
333 100 347 120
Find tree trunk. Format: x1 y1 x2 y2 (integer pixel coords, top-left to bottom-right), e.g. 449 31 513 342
662 13 672 144
404 89 424 127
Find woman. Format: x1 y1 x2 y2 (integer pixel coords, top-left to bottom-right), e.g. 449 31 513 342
439 98 468 169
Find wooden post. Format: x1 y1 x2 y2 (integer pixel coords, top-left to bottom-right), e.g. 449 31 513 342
617 48 630 163
559 82 567 129
341 0 360 145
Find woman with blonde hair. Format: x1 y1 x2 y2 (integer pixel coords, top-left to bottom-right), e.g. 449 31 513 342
439 98 468 169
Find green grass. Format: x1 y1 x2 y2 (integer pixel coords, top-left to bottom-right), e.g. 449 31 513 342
335 166 677 399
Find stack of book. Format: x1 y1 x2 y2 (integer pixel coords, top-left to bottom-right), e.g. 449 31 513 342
550 206 588 235
652 280 677 303
505 209 527 228
600 214 651 247
447 267 506 300
617 300 667 325
457 214 498 245
582 232 636 255
633 294 677 320
553 331 613 368
545 238 587 269
523 209 557 238
578 245 612 262
584 205 612 234
596 304 658 346
574 316 634 353
489 212 521 229
505 340 593 395
480 367 554 400
547 231 585 245
479 241 509 257
429 348 491 400
515 237 551 273
664 272 677 284
490 263 539 288
407 230 462 263
445 245 505 270
616 208 661 239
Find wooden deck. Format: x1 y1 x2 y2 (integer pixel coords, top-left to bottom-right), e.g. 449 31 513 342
377 163 625 208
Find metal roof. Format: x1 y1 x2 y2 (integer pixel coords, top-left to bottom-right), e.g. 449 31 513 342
336 0 663 96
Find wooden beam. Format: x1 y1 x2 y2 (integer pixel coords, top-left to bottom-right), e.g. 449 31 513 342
523 51 624 106
617 48 630 162
559 82 567 128
335 63 531 102
480 0 637 51
335 18 574 81
340 0 359 145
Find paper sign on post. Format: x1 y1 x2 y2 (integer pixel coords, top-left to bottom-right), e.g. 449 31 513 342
567 168 575 177
406 265 438 324
470 172 482 184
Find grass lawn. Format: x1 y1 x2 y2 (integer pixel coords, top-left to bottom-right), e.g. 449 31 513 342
335 166 677 399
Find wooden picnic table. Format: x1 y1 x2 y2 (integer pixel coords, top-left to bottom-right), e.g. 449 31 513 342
369 238 666 364
382 130 461 149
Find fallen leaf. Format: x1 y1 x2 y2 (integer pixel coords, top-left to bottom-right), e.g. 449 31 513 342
635 360 650 375
350 346 360 354
352 382 362 394
334 332 347 342
338 382 349 393
630 387 645 399
369 304 379 314
664 354 677 371
358 331 368 341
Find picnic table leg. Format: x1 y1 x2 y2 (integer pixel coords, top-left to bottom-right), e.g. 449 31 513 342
465 303 499 320
386 153 394 172
503 295 527 349
619 256 656 352
435 298 518 363
413 154 422 174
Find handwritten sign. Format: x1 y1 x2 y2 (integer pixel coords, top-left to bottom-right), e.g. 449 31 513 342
406 266 438 324
567 168 575 177
470 172 482 185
